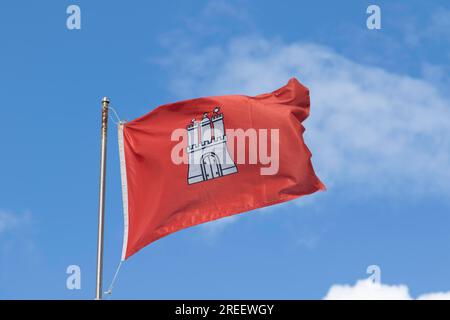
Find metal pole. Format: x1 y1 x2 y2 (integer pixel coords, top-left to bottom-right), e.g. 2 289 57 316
95 96 110 300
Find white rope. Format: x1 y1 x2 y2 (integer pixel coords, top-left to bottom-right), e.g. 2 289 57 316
104 260 123 298
103 104 125 299
108 106 124 125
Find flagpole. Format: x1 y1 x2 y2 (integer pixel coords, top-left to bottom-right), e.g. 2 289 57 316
95 96 110 300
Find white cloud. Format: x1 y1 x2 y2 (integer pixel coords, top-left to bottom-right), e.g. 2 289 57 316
324 279 411 300
324 279 450 300
417 291 450 300
161 36 450 195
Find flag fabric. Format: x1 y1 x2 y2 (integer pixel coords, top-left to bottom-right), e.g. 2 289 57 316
118 77 325 260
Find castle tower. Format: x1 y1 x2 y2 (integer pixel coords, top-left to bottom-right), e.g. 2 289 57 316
187 119 199 149
211 107 225 139
201 112 212 144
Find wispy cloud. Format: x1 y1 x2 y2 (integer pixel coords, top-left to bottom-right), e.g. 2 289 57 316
197 215 239 244
156 0 253 52
0 210 41 299
0 210 31 235
0 210 34 258
324 279 450 300
160 36 450 196
402 7 450 46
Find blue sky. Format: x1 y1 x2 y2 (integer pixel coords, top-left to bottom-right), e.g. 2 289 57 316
0 0 449 299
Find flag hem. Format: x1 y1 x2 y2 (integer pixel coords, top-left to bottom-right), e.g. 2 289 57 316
118 124 130 261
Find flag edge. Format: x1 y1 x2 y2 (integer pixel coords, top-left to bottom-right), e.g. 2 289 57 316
118 124 130 261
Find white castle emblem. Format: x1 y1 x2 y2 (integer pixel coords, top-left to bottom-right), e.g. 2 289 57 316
187 107 238 185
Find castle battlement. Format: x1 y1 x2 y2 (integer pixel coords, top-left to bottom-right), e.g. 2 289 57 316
187 136 227 154
211 113 223 122
187 123 196 130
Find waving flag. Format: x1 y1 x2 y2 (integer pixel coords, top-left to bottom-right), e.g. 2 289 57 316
118 78 325 259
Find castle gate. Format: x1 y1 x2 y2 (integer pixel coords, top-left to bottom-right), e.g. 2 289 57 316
201 152 223 181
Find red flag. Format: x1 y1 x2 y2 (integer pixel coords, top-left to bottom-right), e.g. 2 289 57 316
118 78 325 259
